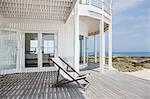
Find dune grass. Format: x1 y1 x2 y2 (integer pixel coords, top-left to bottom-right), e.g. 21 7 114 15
112 62 143 72
141 63 150 69
88 56 150 72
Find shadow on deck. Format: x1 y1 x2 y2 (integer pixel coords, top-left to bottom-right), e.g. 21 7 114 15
80 63 99 71
0 72 86 99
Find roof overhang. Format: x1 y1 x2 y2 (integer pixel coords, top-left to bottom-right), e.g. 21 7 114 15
0 0 77 22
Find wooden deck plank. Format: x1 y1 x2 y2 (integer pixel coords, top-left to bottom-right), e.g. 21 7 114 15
0 67 149 99
80 68 150 99
0 71 85 99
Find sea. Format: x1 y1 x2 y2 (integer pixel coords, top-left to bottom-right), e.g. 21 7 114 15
88 52 150 57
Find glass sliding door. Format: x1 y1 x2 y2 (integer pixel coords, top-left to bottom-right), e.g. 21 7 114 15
85 37 88 64
79 35 88 65
25 33 38 68
24 32 56 71
0 30 17 70
42 33 54 67
80 35 84 64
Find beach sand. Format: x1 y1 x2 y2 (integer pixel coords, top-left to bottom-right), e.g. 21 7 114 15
124 69 150 80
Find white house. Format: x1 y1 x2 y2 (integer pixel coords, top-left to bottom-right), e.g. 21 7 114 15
0 0 112 75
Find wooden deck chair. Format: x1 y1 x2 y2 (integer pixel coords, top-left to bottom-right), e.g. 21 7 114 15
50 57 90 90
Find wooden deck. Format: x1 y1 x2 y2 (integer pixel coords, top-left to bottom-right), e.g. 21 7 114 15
0 67 150 99
82 69 150 99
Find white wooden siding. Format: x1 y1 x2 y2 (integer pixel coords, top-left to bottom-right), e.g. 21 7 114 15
58 11 75 67
0 13 78 73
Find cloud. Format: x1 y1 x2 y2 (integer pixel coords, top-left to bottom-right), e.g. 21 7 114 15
113 0 150 36
113 0 145 14
113 15 149 25
112 0 150 52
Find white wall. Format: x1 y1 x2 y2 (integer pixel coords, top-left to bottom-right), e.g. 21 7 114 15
58 12 75 66
2 18 63 31
0 14 77 73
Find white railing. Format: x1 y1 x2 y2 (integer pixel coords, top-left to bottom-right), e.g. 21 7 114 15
80 0 89 5
80 0 112 15
104 0 112 14
91 0 102 8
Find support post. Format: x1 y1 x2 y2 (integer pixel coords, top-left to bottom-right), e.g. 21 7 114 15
74 0 79 74
99 20 105 72
99 0 105 72
89 0 91 5
108 22 112 69
94 33 97 63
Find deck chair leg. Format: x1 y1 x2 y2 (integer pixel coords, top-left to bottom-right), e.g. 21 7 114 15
58 80 74 85
74 78 90 90
84 79 89 83
53 79 64 87
75 80 85 90
57 79 64 84
56 68 60 83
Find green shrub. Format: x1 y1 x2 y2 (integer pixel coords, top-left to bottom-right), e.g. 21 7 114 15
142 63 150 69
112 61 143 72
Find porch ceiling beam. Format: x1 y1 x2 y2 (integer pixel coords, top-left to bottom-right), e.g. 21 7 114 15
65 0 77 23
0 0 76 21
0 3 72 8
0 0 73 5
1 9 70 14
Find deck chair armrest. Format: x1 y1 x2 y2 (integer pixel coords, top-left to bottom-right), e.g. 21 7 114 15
75 73 90 80
78 73 90 77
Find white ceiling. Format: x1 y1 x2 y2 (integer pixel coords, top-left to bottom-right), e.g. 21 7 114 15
0 0 76 21
80 16 109 35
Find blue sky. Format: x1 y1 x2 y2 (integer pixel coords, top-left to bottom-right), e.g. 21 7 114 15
87 0 150 52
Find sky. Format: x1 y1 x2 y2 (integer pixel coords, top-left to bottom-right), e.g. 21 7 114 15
87 0 150 52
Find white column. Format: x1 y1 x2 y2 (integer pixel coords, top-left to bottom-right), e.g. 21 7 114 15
94 34 97 63
16 31 21 73
99 0 105 72
38 32 42 71
74 0 79 73
89 0 91 5
99 20 105 72
108 22 112 69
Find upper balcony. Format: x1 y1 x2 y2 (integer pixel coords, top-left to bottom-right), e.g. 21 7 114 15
79 0 112 20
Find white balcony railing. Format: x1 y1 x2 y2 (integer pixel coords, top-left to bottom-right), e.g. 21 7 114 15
80 0 112 15
80 0 89 5
91 0 102 8
104 0 112 14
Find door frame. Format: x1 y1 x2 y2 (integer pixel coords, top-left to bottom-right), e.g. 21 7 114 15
22 30 58 73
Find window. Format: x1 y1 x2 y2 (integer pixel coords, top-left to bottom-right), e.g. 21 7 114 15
0 30 17 70
30 40 38 54
44 40 54 54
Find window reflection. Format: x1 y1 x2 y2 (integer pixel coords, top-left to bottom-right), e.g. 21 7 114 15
42 33 54 67
25 33 38 67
